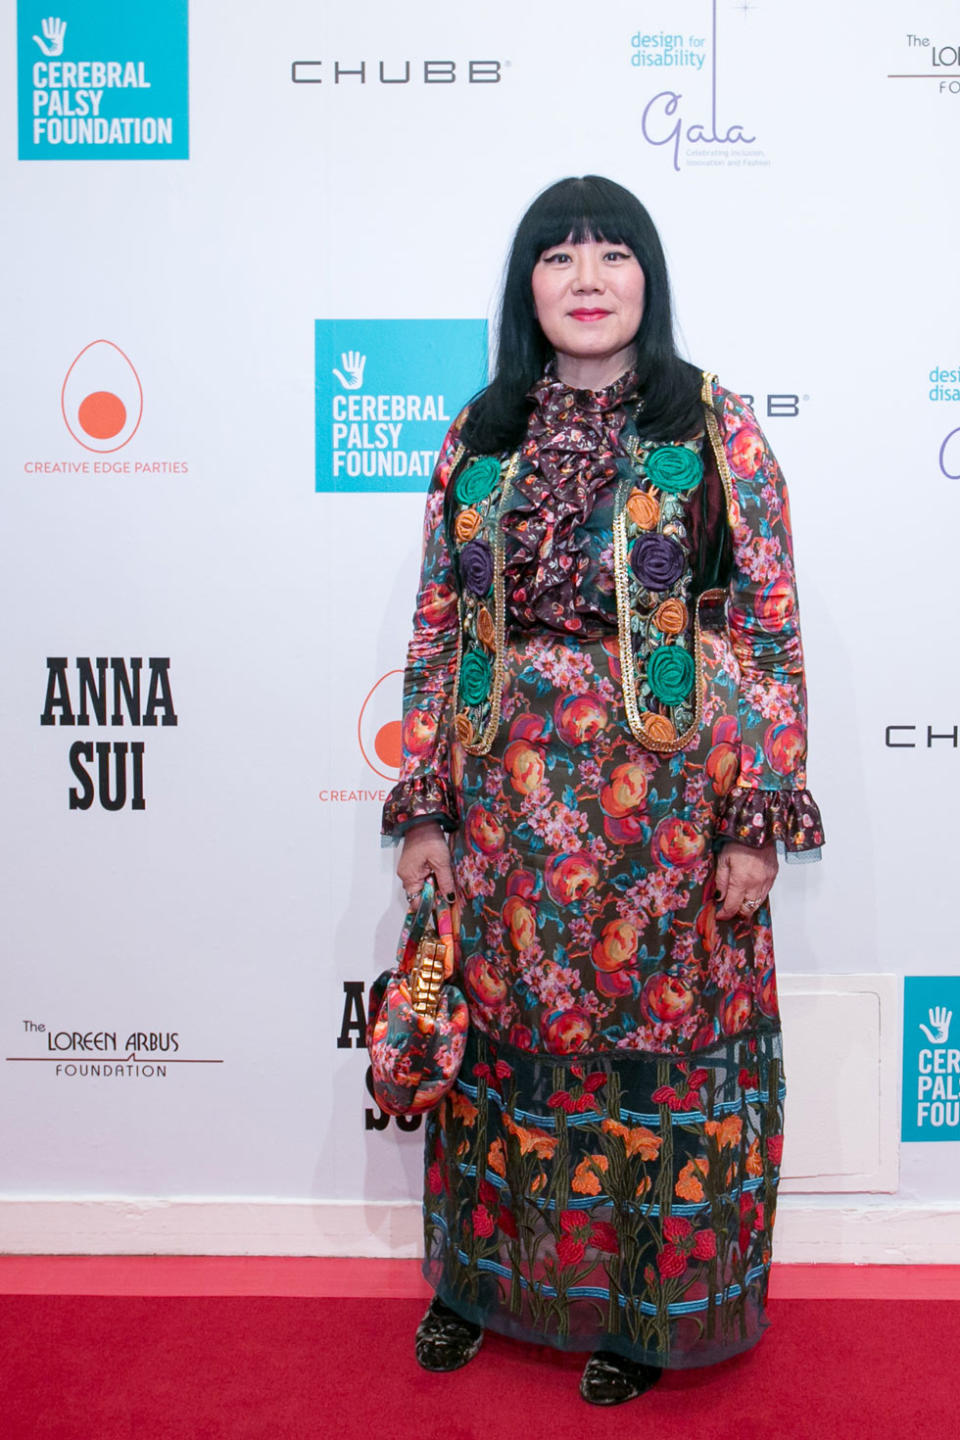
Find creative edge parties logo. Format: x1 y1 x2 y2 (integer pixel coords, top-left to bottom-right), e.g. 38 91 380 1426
318 670 403 807
902 976 960 1141
314 319 488 492
17 1 189 160
24 339 189 476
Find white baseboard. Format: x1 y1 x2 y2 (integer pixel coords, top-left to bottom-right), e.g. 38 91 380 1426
2 1196 959 1264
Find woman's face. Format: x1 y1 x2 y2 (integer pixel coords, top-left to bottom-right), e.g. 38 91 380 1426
531 235 645 369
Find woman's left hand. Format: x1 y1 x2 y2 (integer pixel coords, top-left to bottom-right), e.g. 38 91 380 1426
715 840 778 921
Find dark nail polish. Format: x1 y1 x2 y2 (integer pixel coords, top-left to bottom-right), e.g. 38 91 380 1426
714 890 722 901
446 891 456 902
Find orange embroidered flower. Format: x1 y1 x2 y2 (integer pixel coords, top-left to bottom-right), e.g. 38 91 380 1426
572 1154 609 1195
454 713 475 745
746 1139 763 1176
704 1114 743 1149
450 1089 478 1126
675 1155 709 1202
477 605 495 649
627 489 659 530
487 1137 507 1177
455 507 482 543
640 712 677 746
503 1113 558 1160
635 1175 652 1199
601 1118 662 1160
654 599 688 636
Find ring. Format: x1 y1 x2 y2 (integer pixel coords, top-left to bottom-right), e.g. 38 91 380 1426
742 896 761 911
405 889 420 904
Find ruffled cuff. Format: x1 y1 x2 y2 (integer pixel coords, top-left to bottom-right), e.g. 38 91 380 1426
381 774 458 841
716 787 824 858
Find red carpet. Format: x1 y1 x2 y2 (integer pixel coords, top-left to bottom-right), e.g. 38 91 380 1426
0 1293 954 1440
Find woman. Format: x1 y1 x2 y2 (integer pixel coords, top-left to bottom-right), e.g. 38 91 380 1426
382 175 823 1406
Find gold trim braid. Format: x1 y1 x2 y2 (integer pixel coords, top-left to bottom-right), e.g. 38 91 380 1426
700 371 737 525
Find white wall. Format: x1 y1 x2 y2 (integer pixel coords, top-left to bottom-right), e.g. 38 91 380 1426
2 0 959 1260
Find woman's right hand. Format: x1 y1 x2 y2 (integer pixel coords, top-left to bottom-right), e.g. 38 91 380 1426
397 821 456 904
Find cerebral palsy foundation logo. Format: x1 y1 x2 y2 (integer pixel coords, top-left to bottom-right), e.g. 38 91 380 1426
902 977 960 1141
18 1 189 159
315 319 487 492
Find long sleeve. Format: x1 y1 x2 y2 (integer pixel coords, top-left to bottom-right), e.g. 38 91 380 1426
714 390 825 859
381 413 467 840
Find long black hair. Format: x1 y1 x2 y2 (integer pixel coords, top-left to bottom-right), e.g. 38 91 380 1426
461 175 703 456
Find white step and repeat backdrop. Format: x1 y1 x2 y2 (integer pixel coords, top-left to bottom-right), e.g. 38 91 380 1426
2 0 959 1258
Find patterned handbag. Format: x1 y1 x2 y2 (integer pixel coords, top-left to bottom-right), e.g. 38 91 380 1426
366 877 469 1116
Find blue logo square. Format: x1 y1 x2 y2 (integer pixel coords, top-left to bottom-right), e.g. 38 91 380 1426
315 319 489 493
902 976 960 1141
18 1 189 161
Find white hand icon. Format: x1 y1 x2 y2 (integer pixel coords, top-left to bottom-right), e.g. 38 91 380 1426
919 1006 952 1044
332 351 366 390
32 17 67 57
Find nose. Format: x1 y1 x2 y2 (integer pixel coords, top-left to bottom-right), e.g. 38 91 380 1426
572 251 603 294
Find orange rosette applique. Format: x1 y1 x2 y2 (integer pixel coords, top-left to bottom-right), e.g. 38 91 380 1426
654 598 688 635
476 605 495 649
454 712 475 745
454 507 482 544
640 712 677 746
626 489 660 531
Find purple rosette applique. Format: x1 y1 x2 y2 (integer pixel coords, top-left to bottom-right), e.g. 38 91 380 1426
630 533 685 592
461 538 494 597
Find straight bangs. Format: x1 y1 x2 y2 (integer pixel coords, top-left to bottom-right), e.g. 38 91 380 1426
521 183 640 259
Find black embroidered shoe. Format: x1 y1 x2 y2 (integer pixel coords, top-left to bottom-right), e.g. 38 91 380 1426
579 1349 663 1405
414 1295 484 1373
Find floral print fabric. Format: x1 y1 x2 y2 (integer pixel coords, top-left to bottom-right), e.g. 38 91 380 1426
383 375 822 1366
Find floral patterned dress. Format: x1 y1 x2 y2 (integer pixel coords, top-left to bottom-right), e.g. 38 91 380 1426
382 367 823 1369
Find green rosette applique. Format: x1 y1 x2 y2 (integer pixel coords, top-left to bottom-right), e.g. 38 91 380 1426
647 643 695 705
456 456 501 507
646 445 703 494
460 649 492 706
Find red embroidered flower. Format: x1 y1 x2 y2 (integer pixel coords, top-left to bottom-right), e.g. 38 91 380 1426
556 1235 586 1268
739 1067 759 1087
692 1228 717 1260
478 1178 498 1208
583 1072 608 1093
472 1205 495 1238
657 1245 688 1278
590 1221 620 1255
766 1134 784 1165
560 1209 591 1235
498 1206 518 1239
494 1060 513 1081
574 1093 600 1113
658 1215 716 1276
427 1162 443 1196
548 1090 576 1113
473 1062 491 1081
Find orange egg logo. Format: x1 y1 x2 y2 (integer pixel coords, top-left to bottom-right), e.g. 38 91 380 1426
61 340 144 453
357 670 404 781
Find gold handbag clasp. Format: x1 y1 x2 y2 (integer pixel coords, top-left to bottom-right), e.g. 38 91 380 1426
410 935 447 1021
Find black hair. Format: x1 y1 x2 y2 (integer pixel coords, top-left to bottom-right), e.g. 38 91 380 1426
460 175 703 456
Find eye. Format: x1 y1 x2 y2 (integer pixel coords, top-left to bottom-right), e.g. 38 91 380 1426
540 250 572 265
603 249 633 262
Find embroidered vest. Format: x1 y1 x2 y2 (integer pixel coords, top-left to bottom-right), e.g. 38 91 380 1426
446 371 736 756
